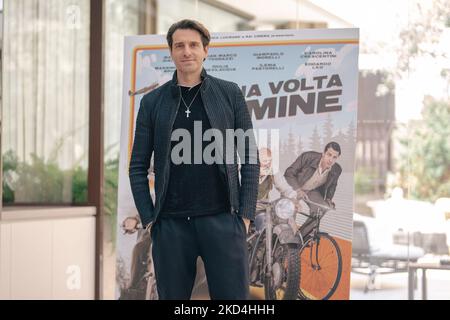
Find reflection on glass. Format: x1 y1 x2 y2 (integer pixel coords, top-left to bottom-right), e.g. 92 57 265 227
2 0 90 204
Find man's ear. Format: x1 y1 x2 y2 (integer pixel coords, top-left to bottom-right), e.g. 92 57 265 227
203 46 209 62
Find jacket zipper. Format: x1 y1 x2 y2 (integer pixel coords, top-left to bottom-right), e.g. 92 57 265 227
200 84 234 214
223 161 233 214
157 90 182 221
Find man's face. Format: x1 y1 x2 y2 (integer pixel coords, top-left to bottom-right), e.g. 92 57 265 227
170 28 208 76
321 147 340 169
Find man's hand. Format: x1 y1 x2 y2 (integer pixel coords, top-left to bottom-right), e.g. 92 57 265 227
325 199 335 209
243 218 250 234
122 216 139 234
296 189 309 200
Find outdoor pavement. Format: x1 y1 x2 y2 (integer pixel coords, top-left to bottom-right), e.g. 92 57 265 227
105 242 450 300
350 270 450 300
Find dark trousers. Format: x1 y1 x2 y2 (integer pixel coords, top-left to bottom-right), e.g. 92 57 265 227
151 212 249 300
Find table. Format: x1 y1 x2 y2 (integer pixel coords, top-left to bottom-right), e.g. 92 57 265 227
408 262 450 300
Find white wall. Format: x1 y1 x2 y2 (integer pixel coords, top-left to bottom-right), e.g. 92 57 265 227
0 208 96 299
217 0 353 29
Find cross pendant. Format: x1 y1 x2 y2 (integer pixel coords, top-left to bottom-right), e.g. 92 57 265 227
185 109 191 118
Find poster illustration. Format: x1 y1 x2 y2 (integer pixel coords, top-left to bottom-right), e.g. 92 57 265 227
117 28 359 300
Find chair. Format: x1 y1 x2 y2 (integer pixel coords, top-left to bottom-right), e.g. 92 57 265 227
352 214 425 292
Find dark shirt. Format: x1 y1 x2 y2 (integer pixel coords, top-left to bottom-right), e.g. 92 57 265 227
160 83 230 218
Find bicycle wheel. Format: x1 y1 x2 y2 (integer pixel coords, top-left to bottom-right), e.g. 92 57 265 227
264 242 300 300
298 232 342 300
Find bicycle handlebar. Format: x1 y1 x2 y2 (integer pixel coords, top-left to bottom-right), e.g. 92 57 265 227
257 198 334 213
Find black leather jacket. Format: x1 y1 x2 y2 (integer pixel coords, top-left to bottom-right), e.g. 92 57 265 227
129 69 260 226
284 151 342 201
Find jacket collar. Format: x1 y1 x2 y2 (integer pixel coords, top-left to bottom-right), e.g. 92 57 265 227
311 154 321 169
170 68 209 97
311 154 336 176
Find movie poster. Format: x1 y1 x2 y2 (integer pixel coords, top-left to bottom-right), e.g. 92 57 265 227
116 28 359 300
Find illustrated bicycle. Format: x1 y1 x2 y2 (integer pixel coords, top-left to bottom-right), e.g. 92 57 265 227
296 198 342 300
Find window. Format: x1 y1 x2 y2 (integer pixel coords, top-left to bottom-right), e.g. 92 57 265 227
2 0 90 204
157 0 251 33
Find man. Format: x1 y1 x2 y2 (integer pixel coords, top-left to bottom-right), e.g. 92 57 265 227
284 142 342 223
129 19 259 300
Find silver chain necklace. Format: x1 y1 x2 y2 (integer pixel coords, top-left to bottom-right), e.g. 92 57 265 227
179 82 202 118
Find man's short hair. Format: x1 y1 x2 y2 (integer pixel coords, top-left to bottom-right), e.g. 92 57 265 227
166 19 211 50
324 142 341 155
